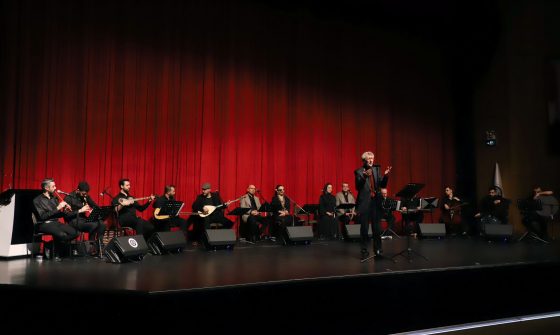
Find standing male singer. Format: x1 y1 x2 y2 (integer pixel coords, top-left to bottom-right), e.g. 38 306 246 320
355 151 391 259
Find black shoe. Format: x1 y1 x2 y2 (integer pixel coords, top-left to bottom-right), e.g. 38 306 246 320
360 248 370 260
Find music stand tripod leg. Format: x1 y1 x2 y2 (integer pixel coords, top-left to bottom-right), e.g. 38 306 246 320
381 228 400 239
517 230 530 242
392 234 428 262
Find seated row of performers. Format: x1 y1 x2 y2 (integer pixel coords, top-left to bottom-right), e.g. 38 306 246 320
31 176 554 260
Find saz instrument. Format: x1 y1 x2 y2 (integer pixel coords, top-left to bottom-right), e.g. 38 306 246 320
154 209 198 220
198 195 245 218
118 195 154 206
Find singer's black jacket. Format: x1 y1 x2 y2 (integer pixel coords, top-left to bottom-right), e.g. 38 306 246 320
354 164 388 213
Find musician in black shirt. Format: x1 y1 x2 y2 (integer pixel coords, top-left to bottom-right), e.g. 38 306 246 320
270 184 296 238
152 184 188 234
475 186 510 224
64 181 106 245
521 186 554 241
440 186 467 236
32 178 82 260
111 178 155 239
191 182 234 229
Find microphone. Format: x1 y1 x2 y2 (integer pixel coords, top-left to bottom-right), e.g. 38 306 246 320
57 190 70 195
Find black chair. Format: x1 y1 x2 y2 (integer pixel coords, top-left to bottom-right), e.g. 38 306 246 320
29 212 55 259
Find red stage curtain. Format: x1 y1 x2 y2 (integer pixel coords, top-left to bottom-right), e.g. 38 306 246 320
1 1 456 221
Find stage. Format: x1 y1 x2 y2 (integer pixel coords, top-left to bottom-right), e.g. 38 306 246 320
2 236 560 334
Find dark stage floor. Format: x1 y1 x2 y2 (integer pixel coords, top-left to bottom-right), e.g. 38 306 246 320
2 237 560 334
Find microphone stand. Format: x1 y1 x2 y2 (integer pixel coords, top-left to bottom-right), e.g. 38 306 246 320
285 195 306 226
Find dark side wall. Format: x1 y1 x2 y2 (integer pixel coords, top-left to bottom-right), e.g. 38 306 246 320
474 0 560 232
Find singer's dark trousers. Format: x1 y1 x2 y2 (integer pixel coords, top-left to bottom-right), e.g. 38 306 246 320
358 197 382 251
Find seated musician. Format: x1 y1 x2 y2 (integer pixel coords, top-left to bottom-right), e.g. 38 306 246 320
270 185 296 238
239 184 268 241
318 183 338 240
63 181 106 252
376 188 396 233
335 182 356 227
400 194 423 237
191 182 234 231
111 178 155 240
474 186 510 234
440 186 467 236
32 178 81 260
520 186 555 241
152 185 188 236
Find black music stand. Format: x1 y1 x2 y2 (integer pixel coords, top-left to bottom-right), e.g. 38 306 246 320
158 201 184 217
297 204 319 226
380 198 401 239
85 206 113 223
393 183 428 262
516 199 549 244
395 183 425 198
229 207 253 244
82 206 113 258
420 197 439 223
335 203 355 213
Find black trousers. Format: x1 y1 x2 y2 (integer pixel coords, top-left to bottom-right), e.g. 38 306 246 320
38 221 79 242
69 217 106 241
119 215 155 239
154 216 189 233
38 221 80 257
358 199 381 251
272 215 295 238
242 215 268 240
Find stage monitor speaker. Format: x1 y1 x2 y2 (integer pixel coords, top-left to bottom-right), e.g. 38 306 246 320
104 235 148 263
484 224 513 239
343 224 372 241
282 226 313 245
418 223 446 237
204 229 236 251
147 231 187 255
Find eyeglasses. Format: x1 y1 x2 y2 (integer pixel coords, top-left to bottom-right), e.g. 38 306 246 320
277 189 284 191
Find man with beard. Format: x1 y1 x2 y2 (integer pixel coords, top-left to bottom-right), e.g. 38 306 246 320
152 184 188 235
112 178 155 240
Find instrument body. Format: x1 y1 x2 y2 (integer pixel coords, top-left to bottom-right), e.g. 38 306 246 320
441 199 467 225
